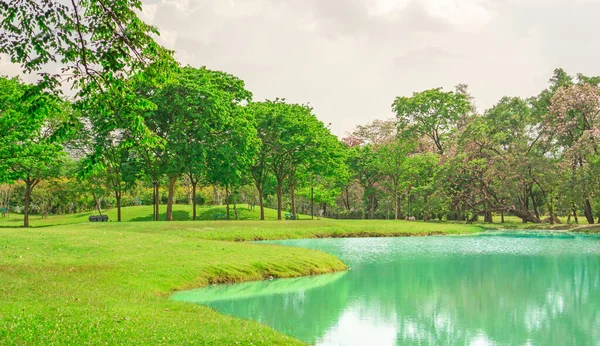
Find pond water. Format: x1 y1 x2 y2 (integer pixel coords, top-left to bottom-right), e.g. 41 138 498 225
171 232 600 345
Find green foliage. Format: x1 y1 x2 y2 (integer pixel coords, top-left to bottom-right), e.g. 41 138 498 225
0 0 169 94
393 88 471 154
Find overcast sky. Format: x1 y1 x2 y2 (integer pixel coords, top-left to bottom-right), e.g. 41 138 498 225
3 0 600 137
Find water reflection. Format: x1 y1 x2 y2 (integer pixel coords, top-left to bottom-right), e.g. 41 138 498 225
172 233 600 345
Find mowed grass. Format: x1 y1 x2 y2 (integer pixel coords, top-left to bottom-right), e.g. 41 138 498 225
0 209 482 345
0 204 308 227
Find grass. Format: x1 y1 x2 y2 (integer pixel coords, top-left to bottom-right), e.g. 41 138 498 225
0 204 309 227
0 207 482 345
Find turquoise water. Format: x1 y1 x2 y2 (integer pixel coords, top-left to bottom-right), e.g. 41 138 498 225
172 232 600 345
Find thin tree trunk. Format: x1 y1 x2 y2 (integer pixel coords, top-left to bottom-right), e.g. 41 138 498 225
548 199 554 225
115 190 121 222
192 182 197 221
166 175 176 221
311 186 314 220
258 187 265 220
501 211 505 223
233 197 238 220
290 184 296 216
225 186 230 219
424 194 430 221
153 181 160 221
572 204 579 224
276 179 283 220
530 189 540 220
96 198 103 216
395 193 401 220
583 198 594 224
23 181 33 228
343 186 350 210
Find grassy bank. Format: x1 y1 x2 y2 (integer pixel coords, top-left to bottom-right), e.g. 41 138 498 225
0 220 481 345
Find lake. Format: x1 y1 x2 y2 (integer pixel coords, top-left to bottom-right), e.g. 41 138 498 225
171 232 600 345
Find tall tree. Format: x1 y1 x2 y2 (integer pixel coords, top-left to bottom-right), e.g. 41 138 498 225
0 77 70 227
249 100 337 220
144 66 254 221
393 88 471 154
547 83 600 224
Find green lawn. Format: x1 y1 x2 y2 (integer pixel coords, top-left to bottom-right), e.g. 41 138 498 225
0 209 483 345
0 204 308 227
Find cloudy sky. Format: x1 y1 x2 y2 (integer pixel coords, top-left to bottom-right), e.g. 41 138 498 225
4 0 600 136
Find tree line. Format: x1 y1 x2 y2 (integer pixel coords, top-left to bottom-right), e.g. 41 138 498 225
1 2 599 226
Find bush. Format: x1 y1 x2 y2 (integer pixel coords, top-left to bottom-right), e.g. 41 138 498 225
335 210 364 219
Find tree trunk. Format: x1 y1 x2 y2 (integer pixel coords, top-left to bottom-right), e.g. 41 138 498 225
572 204 579 224
166 175 176 221
233 198 238 220
512 209 541 223
501 211 505 223
323 203 327 218
311 186 314 220
225 186 230 220
290 184 296 216
96 198 103 216
213 185 220 205
457 204 464 222
23 181 33 228
424 194 430 221
258 187 265 220
530 190 540 220
115 190 122 222
343 186 350 210
484 211 493 223
192 182 197 221
395 194 401 220
583 198 594 224
153 181 160 221
276 179 283 220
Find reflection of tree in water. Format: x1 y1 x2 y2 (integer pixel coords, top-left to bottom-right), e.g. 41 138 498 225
349 254 600 345
205 274 352 344
180 236 600 345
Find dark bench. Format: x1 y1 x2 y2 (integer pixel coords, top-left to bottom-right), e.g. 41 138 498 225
284 213 296 220
214 213 228 220
89 215 109 222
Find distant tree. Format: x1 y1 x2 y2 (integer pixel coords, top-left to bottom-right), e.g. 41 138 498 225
392 88 471 154
348 144 382 219
249 100 338 220
548 83 600 224
376 137 416 219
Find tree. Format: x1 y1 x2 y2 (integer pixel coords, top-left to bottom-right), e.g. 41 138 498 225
348 144 382 219
392 88 471 154
144 66 255 221
2 0 176 183
376 137 416 219
0 0 168 94
0 77 69 227
249 100 337 220
547 83 600 224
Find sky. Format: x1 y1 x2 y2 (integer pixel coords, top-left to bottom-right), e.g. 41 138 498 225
3 0 600 137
